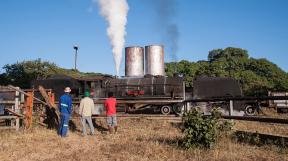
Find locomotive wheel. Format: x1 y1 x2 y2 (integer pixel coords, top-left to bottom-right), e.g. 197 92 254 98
161 105 171 115
173 103 185 116
245 105 256 116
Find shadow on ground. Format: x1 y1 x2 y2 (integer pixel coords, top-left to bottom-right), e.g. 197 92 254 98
92 118 108 132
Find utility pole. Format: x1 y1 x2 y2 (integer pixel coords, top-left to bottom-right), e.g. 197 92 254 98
73 45 78 70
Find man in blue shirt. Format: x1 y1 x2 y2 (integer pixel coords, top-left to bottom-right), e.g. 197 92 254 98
58 87 73 137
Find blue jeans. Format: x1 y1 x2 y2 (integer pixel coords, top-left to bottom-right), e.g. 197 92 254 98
58 113 70 137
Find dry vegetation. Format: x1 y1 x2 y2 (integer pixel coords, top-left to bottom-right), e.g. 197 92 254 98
0 118 287 161
233 107 288 136
234 120 288 136
260 107 288 119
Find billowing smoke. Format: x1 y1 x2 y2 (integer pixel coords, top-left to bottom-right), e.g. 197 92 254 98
96 0 129 76
153 0 179 69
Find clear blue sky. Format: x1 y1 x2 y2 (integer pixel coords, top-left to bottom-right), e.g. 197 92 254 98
1 0 288 75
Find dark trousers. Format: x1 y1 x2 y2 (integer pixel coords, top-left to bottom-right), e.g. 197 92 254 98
58 113 70 137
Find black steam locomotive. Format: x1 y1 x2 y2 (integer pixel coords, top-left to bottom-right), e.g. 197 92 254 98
32 75 256 115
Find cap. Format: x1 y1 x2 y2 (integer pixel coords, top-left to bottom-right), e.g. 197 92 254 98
84 91 90 97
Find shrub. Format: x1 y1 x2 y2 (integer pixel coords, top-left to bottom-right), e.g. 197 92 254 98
182 109 233 149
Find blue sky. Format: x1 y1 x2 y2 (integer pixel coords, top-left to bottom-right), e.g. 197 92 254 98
1 0 288 75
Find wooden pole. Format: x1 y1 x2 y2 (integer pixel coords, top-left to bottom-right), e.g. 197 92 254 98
4 108 25 118
24 92 34 129
229 100 234 116
15 87 20 131
38 86 57 108
38 86 59 118
38 85 60 128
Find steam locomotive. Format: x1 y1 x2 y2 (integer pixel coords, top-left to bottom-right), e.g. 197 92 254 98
32 45 257 115
32 74 257 116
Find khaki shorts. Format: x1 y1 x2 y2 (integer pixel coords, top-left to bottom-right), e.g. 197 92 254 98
107 115 117 127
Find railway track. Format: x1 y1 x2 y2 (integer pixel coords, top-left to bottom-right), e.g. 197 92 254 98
88 114 288 124
235 130 288 147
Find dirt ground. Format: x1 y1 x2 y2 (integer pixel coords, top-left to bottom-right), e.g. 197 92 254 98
0 118 287 161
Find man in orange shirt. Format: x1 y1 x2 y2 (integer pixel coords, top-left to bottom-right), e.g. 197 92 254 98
104 92 117 134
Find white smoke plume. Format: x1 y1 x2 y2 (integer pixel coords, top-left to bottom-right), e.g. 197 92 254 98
96 0 129 76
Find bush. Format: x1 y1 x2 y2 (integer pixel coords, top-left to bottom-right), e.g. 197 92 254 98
182 109 233 149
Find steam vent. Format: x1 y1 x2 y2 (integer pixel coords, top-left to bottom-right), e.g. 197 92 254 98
125 46 144 77
145 45 165 76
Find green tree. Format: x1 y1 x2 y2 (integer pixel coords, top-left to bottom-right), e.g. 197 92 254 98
2 63 32 88
166 47 288 96
0 73 9 85
0 59 109 88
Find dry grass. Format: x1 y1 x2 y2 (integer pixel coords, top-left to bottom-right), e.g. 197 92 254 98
232 107 288 136
260 107 288 119
234 120 288 136
0 118 287 161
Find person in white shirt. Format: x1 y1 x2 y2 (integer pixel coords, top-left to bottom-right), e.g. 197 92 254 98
79 91 95 136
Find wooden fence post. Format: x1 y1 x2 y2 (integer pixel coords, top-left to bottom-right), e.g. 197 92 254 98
15 87 20 130
229 100 234 116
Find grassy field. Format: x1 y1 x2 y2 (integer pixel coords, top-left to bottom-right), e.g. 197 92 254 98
0 117 287 161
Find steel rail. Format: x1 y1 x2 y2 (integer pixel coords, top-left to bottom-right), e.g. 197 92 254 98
87 114 288 124
235 130 288 146
222 115 288 124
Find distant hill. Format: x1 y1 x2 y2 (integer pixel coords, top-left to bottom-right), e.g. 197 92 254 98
165 47 288 96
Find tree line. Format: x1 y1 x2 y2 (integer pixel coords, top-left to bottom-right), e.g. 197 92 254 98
0 59 104 89
165 47 288 96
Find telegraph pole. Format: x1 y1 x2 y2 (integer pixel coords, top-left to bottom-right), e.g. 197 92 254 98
73 45 78 70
